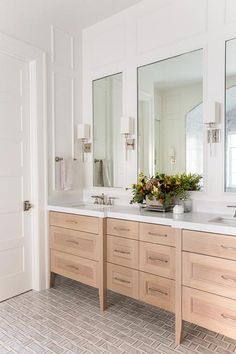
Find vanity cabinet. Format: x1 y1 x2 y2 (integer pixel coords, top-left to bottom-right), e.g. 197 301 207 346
49 211 106 311
106 218 175 312
180 229 236 341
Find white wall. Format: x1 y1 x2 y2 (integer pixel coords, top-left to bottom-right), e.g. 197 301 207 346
82 0 236 212
0 3 83 203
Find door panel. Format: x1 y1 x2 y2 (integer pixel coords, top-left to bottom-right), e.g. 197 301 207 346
0 49 32 301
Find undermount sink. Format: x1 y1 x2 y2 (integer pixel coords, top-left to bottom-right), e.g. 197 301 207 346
208 216 236 227
69 203 110 210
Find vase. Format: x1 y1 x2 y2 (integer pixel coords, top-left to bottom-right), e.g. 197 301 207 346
145 197 173 212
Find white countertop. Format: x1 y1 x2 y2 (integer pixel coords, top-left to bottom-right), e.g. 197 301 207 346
48 203 236 236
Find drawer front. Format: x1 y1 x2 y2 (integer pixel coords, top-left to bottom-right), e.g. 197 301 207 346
140 223 174 246
183 230 236 261
182 252 236 300
107 235 139 269
50 226 98 261
51 250 98 288
139 242 175 279
139 272 175 312
107 218 139 240
182 287 236 340
107 263 139 299
49 212 99 234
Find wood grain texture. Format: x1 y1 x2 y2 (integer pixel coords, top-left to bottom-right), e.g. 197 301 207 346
139 241 175 279
107 235 139 269
107 218 139 240
182 286 236 340
49 211 99 234
183 230 236 261
175 228 183 345
107 263 139 299
139 271 175 312
140 223 175 246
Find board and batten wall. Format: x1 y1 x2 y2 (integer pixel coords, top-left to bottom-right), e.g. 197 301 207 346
82 0 236 212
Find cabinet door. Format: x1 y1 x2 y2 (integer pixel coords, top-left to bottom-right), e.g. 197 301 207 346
107 235 139 269
139 272 175 312
139 242 175 279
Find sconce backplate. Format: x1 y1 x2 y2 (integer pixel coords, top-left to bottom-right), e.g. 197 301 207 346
83 143 92 153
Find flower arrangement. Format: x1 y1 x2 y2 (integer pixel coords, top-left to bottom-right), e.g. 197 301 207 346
130 172 202 208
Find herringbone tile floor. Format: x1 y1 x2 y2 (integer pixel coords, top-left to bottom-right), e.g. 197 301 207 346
0 277 235 354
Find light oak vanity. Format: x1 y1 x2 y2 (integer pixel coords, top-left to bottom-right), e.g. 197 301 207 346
48 209 236 344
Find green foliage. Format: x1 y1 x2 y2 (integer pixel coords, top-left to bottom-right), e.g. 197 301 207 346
130 172 202 206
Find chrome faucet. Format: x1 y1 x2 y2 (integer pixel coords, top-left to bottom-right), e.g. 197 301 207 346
227 205 236 217
91 193 105 205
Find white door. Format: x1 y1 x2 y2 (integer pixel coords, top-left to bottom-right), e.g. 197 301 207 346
0 48 32 301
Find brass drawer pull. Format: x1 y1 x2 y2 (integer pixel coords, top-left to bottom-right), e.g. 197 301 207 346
221 275 236 282
114 249 131 255
221 313 236 322
148 256 168 263
148 232 167 237
114 227 130 232
66 240 79 245
148 287 168 296
67 264 79 271
221 245 236 251
114 277 131 284
66 219 78 224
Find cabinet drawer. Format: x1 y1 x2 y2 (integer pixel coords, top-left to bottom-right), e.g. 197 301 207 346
182 287 236 340
182 252 236 300
107 218 139 240
51 250 98 288
139 242 175 279
107 235 139 269
183 230 236 261
50 226 98 261
107 263 139 299
140 223 174 246
49 212 99 234
139 272 175 312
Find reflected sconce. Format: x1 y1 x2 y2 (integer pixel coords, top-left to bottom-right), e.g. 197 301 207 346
204 101 221 146
77 123 91 162
169 147 176 170
120 117 135 160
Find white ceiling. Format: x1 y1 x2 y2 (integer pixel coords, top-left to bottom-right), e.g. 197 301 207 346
0 0 142 49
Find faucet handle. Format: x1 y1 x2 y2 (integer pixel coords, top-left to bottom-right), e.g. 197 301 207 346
107 197 117 206
227 205 236 207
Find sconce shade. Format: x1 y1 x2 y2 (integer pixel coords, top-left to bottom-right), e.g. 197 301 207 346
77 123 90 140
204 101 220 124
120 116 132 135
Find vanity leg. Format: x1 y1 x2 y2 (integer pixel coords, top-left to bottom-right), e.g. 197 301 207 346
175 228 183 344
50 272 56 288
99 218 107 311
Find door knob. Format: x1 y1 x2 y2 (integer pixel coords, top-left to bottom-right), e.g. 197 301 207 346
24 200 32 211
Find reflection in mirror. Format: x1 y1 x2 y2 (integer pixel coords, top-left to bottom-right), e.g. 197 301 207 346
226 39 236 192
138 50 203 178
93 73 123 188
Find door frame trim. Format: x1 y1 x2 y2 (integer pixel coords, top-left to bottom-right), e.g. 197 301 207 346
0 33 48 291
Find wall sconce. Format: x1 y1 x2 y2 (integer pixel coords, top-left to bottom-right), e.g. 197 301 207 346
120 117 135 160
77 123 91 162
169 147 176 170
204 101 221 154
